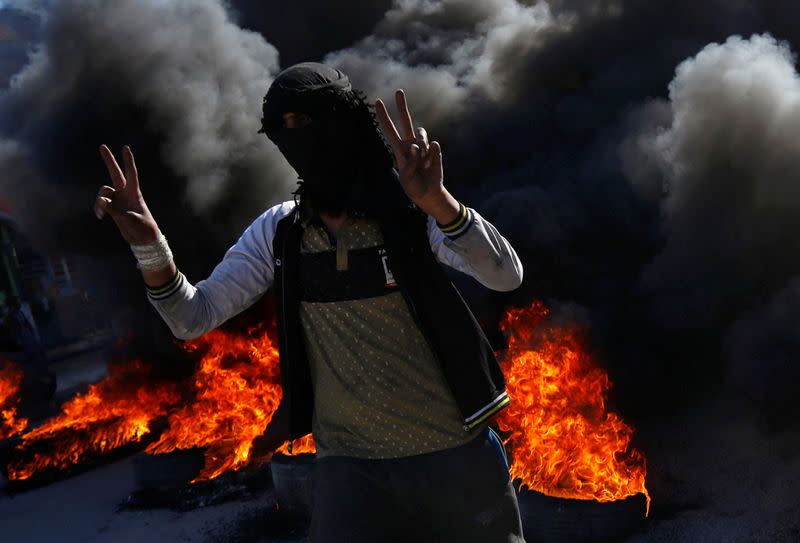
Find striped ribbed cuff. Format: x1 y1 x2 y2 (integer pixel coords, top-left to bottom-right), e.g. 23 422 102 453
145 269 184 301
463 391 511 431
436 202 474 240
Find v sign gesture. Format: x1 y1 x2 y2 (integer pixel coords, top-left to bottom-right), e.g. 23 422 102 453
95 144 161 245
95 144 178 285
376 90 461 225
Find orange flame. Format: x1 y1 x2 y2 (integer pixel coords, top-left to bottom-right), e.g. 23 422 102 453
276 434 316 456
7 359 181 480
0 358 28 440
496 302 650 513
6 300 648 509
146 324 293 480
6 322 316 482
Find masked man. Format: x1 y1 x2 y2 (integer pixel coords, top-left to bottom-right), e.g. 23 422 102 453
95 62 525 542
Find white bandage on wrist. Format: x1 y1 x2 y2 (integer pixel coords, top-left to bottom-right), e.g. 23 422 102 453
130 232 174 271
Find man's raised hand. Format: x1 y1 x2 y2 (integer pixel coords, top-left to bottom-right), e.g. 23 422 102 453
95 144 160 245
375 90 446 202
375 89 461 224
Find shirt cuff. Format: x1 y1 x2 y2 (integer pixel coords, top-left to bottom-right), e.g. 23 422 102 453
435 202 475 240
145 269 184 301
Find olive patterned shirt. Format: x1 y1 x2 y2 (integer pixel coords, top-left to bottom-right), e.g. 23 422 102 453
298 214 486 458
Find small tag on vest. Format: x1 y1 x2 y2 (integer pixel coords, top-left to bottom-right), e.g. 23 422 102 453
380 251 397 287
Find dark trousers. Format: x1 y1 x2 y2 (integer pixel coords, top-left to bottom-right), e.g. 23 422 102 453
309 427 526 543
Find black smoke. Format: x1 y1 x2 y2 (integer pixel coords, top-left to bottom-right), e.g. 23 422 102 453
1 0 799 538
228 0 393 67
308 1 800 426
1 2 800 530
0 0 294 358
0 0 295 279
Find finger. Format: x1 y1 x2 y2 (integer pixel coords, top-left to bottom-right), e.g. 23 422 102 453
429 140 443 174
94 186 115 219
98 185 116 198
99 144 126 191
415 126 429 159
122 145 140 194
399 143 421 180
95 196 119 219
375 98 404 157
396 89 415 141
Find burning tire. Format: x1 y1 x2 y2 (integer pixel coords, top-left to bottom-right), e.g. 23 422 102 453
270 452 315 518
132 449 205 490
517 489 648 543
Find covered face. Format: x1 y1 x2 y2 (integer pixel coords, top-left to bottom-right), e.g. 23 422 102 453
259 62 366 215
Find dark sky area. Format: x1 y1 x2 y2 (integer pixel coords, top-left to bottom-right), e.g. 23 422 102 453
0 0 798 430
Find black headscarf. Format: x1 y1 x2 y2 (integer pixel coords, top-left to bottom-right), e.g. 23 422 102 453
259 62 352 127
259 62 405 218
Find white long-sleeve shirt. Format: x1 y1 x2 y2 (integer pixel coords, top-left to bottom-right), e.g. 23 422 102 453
146 201 523 340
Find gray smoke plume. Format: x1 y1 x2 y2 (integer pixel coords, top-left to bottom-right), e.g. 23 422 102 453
623 34 800 426
629 34 800 333
0 5 40 88
1 0 295 253
325 0 575 130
